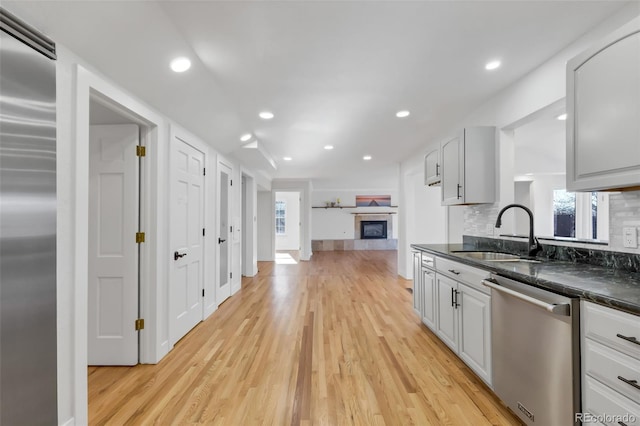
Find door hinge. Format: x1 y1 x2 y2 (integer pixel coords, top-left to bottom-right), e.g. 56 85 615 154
136 232 145 243
230 272 233 279
203 228 205 236
135 318 145 331
230 179 233 186
203 167 206 176
136 146 146 157
202 289 205 297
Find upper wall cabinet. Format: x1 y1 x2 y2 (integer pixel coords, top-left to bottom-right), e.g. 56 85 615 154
424 148 441 186
567 17 640 192
441 126 496 205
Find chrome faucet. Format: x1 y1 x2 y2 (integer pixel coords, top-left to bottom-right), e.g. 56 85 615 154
494 204 542 257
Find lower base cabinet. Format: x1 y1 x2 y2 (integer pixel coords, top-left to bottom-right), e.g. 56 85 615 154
435 273 492 385
436 274 458 350
581 301 640 425
421 267 437 330
411 252 492 387
458 284 491 385
412 252 422 317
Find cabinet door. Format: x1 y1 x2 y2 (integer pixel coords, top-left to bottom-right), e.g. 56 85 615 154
458 283 492 385
421 268 437 331
412 252 422 317
424 149 441 186
436 275 458 351
441 135 463 205
567 20 640 191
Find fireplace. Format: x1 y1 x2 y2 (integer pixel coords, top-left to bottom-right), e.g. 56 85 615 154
360 220 387 239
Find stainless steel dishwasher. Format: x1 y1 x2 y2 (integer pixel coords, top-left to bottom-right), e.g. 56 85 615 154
483 274 580 426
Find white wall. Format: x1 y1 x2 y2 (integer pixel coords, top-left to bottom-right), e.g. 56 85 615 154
229 158 243 294
275 191 301 251
241 171 258 277
399 171 448 279
398 5 640 276
311 190 399 239
257 191 274 261
529 174 566 237
514 116 565 176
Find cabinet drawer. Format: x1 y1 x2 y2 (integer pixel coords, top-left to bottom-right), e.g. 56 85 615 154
583 301 640 360
437 257 490 294
421 253 435 270
585 338 640 405
583 375 640 426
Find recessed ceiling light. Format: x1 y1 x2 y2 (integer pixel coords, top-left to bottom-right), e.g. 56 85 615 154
259 111 274 120
363 155 372 161
283 156 292 161
170 57 191 73
396 110 410 118
240 133 252 142
485 60 501 71
324 145 334 150
557 113 568 121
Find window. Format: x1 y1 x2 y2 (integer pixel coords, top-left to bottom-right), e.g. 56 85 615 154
275 201 286 235
553 189 575 238
553 190 609 240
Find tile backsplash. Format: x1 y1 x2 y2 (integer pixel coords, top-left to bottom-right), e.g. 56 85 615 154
609 191 640 252
463 190 640 254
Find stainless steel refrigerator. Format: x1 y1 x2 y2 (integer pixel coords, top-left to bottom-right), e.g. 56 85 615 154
0 8 58 424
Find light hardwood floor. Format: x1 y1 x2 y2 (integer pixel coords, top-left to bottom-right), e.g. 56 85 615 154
88 250 522 425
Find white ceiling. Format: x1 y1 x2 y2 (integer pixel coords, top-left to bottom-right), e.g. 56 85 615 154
4 1 630 183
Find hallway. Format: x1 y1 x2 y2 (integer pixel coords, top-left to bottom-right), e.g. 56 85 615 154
88 251 520 425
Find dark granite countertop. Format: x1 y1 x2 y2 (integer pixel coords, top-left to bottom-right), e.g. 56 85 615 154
411 243 640 316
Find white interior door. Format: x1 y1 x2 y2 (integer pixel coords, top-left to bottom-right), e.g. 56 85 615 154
217 161 232 306
170 136 205 345
88 124 139 366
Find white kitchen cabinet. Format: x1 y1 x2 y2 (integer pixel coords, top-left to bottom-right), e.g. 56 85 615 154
441 127 496 205
567 17 640 192
424 148 441 186
458 283 492 384
434 259 492 385
412 251 492 386
412 251 422 317
436 274 458 350
415 252 437 332
581 301 640 424
421 267 437 331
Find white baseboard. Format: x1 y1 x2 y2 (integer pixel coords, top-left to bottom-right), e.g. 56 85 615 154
60 417 75 426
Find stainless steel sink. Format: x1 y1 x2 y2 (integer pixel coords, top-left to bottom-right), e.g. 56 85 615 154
456 251 521 261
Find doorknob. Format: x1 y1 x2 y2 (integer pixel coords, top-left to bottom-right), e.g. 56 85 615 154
174 251 187 261
218 238 226 244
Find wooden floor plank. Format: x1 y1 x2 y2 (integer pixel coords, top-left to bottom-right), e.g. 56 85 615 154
89 250 522 425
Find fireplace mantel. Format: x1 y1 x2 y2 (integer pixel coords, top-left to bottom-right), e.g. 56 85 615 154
351 212 396 215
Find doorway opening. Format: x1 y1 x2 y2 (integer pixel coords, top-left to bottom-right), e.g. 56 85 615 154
274 191 301 264
87 96 147 368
